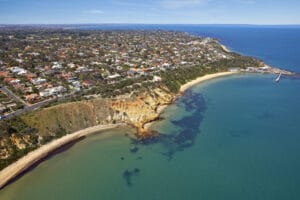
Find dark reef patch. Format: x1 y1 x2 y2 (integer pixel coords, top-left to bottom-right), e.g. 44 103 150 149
122 168 141 186
121 91 206 186
131 90 207 160
129 146 139 153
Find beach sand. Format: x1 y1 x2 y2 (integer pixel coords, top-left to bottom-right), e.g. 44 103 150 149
180 71 237 93
221 44 231 53
0 123 125 189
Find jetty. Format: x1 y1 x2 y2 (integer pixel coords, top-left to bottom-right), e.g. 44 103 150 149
275 73 282 82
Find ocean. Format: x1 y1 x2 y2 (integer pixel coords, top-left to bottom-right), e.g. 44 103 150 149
0 25 300 200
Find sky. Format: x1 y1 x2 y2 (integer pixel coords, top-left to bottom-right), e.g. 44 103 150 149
0 0 299 24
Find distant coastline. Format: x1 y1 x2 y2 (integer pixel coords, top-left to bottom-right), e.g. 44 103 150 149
220 44 231 53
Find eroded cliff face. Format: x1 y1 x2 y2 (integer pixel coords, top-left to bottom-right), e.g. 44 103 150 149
22 88 174 139
23 99 126 137
111 88 174 137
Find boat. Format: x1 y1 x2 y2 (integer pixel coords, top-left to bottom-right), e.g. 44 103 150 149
275 73 282 82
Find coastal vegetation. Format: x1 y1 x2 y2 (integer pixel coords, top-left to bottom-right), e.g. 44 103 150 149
160 55 262 93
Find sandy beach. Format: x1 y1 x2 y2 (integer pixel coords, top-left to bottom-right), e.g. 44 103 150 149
220 44 231 53
180 71 238 93
0 123 125 189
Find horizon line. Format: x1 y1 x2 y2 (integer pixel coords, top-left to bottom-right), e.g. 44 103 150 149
1 23 300 26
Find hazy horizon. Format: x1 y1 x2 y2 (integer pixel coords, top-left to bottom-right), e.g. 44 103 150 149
1 23 300 26
1 0 299 25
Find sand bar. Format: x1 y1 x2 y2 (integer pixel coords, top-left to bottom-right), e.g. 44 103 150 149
0 123 125 189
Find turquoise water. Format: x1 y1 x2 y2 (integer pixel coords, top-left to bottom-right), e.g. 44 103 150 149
1 74 300 200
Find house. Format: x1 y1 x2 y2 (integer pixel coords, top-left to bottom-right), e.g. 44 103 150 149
52 62 63 69
25 94 39 103
25 73 37 81
0 71 8 77
10 67 27 75
31 77 46 85
82 80 93 88
39 86 66 97
9 78 21 85
70 81 81 91
39 90 50 97
108 74 121 79
153 76 162 82
228 67 241 72
67 63 76 68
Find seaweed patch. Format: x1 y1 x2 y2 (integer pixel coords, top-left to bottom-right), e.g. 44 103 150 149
131 90 207 160
122 168 141 186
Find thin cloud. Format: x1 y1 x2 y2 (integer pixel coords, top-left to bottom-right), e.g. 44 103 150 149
160 0 208 9
83 9 104 14
232 0 256 4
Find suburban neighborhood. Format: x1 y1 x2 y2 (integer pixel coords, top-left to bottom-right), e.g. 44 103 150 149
0 28 237 118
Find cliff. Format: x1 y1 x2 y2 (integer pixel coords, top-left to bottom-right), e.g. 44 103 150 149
22 99 126 138
19 87 174 141
111 88 174 137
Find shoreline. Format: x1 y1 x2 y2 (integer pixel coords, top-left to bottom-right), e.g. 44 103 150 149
143 71 239 131
0 123 126 189
180 71 238 93
220 44 231 53
0 71 239 190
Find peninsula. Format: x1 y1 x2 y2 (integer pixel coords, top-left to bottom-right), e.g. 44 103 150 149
0 27 294 189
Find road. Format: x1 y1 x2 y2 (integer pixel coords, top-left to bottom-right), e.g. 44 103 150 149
3 98 57 120
0 84 58 120
1 89 76 120
0 86 28 106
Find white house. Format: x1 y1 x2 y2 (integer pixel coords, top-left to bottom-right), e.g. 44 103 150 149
39 86 66 97
31 77 46 85
52 62 63 69
10 67 27 75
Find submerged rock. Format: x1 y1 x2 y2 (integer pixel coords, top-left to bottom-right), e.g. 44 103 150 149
134 168 141 173
123 170 132 186
122 168 142 186
130 146 139 153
